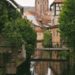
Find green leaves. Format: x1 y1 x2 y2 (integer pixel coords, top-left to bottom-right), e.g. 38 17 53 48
43 30 52 47
59 0 75 50
0 0 36 57
2 20 22 48
2 18 36 55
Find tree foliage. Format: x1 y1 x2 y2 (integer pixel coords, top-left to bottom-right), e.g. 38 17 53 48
0 0 8 32
43 30 52 47
0 1 36 75
0 0 36 57
59 0 75 50
0 0 21 32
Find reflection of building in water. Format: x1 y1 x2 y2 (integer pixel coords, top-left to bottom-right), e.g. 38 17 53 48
34 62 48 75
30 62 54 75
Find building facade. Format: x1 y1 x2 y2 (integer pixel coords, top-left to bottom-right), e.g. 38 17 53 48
50 0 63 47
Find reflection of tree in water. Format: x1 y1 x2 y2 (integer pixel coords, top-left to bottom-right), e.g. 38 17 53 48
17 60 31 75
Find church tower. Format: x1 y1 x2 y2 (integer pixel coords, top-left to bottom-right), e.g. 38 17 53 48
35 0 49 18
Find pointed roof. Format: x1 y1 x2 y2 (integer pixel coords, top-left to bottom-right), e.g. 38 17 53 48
7 0 21 12
50 25 58 29
7 0 20 8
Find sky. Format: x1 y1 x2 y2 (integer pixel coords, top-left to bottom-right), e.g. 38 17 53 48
14 0 54 7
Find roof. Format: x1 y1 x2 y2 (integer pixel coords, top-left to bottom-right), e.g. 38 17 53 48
23 9 51 27
7 0 21 12
23 7 35 12
23 11 41 26
50 0 63 7
22 3 51 27
50 25 58 29
10 0 21 8
54 0 63 3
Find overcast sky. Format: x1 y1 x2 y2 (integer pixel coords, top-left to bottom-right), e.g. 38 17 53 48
15 0 54 7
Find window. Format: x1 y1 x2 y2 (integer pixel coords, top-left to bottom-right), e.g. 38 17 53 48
38 1 39 4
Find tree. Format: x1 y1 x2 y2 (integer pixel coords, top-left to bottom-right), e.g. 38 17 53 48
0 0 8 32
43 30 52 47
0 0 21 33
3 18 36 75
59 0 75 75
0 0 36 57
0 1 36 75
59 0 75 50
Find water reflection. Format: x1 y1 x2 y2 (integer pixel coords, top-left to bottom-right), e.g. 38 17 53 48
30 61 53 75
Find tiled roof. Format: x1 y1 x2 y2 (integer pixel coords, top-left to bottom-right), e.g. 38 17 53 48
50 25 58 29
24 11 41 26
